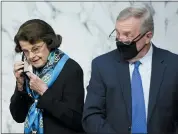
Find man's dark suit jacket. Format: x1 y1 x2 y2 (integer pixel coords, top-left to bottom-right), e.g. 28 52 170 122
10 59 85 134
82 45 178 134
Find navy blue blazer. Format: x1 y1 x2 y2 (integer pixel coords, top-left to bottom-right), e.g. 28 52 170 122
82 45 178 134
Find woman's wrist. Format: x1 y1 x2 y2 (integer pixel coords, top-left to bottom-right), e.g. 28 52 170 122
17 82 24 91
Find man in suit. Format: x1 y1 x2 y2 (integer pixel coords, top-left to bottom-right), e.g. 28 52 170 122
82 4 178 134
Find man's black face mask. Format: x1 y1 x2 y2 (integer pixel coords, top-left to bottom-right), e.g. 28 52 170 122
115 31 148 60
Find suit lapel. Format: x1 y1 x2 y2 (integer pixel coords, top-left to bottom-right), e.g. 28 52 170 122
147 45 167 123
113 50 132 123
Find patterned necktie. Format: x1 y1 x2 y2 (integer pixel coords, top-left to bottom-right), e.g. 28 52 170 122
131 61 147 133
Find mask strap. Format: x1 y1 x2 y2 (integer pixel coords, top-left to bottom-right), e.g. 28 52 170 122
133 31 148 43
135 31 149 52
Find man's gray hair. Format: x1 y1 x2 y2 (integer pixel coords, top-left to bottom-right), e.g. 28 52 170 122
116 3 154 35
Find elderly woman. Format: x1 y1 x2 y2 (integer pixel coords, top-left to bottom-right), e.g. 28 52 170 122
9 19 84 134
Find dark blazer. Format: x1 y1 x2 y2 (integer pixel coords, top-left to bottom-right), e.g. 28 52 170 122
82 45 178 134
10 58 85 134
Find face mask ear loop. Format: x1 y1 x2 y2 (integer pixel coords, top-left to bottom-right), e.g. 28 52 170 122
133 31 148 43
135 32 150 54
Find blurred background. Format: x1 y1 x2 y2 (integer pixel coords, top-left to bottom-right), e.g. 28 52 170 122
1 1 178 133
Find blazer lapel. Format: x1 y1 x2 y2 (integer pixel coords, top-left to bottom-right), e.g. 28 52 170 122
147 45 167 123
113 50 132 124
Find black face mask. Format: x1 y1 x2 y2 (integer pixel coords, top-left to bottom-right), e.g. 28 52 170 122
116 32 148 60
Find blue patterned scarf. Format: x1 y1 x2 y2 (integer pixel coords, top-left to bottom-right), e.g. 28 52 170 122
24 49 69 133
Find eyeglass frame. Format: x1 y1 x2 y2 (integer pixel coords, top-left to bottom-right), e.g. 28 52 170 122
22 43 45 57
108 29 148 45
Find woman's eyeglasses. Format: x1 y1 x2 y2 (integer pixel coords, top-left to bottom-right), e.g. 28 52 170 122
22 43 44 57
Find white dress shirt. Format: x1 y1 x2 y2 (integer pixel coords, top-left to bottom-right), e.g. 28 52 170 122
129 44 153 121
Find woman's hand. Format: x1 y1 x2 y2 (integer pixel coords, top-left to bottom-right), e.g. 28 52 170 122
13 61 25 91
26 72 48 95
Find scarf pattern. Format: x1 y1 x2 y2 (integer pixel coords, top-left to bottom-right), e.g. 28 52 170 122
24 49 69 133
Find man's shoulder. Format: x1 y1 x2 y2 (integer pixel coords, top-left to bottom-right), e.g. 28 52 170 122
92 49 118 65
154 46 178 70
155 46 178 60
